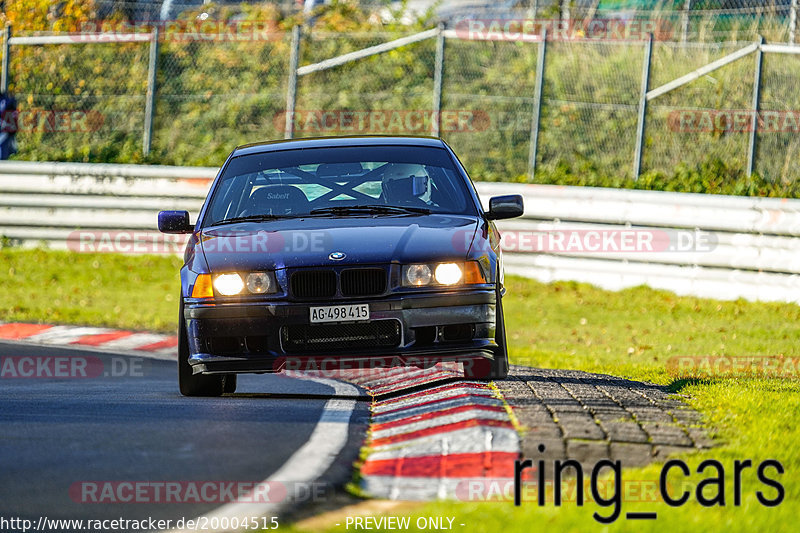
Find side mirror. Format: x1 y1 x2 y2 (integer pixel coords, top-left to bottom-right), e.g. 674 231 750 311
486 194 524 220
158 210 193 234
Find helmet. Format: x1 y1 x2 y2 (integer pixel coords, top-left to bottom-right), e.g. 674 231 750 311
381 163 430 205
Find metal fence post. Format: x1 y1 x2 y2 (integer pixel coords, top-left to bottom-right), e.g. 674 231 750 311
431 24 445 137
633 33 653 181
284 25 301 140
791 0 798 45
681 0 691 43
747 36 763 177
528 30 547 180
142 26 160 157
1 25 11 94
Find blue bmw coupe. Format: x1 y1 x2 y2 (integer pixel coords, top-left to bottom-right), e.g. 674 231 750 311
159 136 523 396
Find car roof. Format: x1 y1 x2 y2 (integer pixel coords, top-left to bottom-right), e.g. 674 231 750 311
232 135 447 157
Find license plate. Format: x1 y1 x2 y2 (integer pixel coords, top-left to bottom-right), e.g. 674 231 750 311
309 303 370 323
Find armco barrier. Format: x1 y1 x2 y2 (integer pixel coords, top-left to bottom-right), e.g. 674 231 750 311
2 160 799 304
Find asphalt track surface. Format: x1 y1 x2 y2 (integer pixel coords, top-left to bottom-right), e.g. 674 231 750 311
0 341 370 529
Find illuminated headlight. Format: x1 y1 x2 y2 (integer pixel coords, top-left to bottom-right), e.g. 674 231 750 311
403 261 485 287
214 273 245 296
404 264 432 286
434 263 463 285
213 272 278 296
246 272 273 294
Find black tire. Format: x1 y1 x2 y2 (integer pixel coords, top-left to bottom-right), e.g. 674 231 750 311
223 374 237 394
464 284 509 381
490 287 510 380
178 302 224 397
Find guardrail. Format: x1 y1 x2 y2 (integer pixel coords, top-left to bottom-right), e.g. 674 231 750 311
2 160 799 304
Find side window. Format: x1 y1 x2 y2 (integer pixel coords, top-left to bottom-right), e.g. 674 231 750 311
427 167 466 212
208 175 249 222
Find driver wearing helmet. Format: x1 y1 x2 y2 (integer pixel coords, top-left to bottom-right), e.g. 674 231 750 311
381 163 431 207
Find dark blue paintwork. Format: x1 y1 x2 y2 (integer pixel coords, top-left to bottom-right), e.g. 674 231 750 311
160 136 523 390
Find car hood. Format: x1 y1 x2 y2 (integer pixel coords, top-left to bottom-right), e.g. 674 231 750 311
198 214 480 272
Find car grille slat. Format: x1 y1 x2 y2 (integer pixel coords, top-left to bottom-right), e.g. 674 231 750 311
282 320 400 353
291 270 336 299
340 268 386 297
290 268 387 299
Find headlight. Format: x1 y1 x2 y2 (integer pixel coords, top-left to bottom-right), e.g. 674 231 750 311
434 263 463 285
246 272 273 294
402 261 486 287
211 272 278 296
214 273 244 296
404 264 432 286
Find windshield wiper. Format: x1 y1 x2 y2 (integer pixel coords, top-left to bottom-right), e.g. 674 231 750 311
208 214 298 227
308 205 431 217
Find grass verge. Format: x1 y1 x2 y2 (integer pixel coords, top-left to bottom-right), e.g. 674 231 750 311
1 249 798 532
0 249 183 333
397 279 800 533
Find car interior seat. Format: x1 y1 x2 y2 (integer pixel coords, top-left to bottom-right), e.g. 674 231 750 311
243 185 310 216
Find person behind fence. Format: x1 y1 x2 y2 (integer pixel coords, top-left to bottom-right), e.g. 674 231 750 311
0 91 18 160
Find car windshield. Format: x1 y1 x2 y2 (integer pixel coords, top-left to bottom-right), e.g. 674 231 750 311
202 145 477 227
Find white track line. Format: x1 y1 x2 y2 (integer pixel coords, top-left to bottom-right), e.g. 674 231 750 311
361 476 517 502
370 409 510 440
0 336 177 361
24 326 114 344
368 426 520 460
372 386 495 414
2 330 362 532
97 333 174 351
169 376 360 533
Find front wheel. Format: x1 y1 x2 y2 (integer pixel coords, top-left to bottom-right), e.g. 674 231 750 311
464 285 509 381
223 374 237 394
178 302 225 397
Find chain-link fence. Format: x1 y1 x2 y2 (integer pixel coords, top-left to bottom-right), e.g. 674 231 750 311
3 21 800 184
644 40 755 178
537 1 800 43
7 39 149 162
537 40 643 180
295 32 437 136
155 36 292 165
442 38 540 180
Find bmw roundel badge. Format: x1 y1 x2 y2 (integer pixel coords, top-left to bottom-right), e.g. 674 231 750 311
329 251 346 261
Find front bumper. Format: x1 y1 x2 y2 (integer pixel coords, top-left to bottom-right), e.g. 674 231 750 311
185 290 498 375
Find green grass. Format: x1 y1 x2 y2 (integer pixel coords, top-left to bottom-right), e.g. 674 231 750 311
0 248 183 332
1 249 798 531
396 378 800 533
396 279 800 533
502 277 800 383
